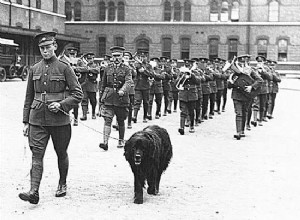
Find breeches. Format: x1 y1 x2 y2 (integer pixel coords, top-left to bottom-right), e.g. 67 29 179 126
134 90 149 110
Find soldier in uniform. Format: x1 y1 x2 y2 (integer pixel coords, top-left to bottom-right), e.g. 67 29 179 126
58 46 81 126
132 51 152 123
76 53 100 120
267 60 281 119
227 57 262 139
167 58 180 113
208 59 220 119
19 32 83 204
215 58 227 114
99 46 132 150
148 57 165 120
194 58 206 126
160 56 172 116
176 59 201 135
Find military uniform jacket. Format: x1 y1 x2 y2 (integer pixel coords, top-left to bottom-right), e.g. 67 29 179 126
75 61 99 92
256 67 271 94
176 72 201 102
209 69 220 93
201 69 213 95
161 65 172 91
23 56 83 126
271 70 281 93
149 68 164 94
216 69 226 90
230 70 263 101
134 62 152 90
128 65 137 95
100 63 132 107
170 67 180 92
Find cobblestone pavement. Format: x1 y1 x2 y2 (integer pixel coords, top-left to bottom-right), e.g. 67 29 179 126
0 78 300 220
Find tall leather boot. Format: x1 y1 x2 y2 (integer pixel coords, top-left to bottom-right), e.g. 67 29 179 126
99 125 111 151
178 116 185 135
147 105 153 120
56 155 69 197
143 104 148 123
128 108 133 129
132 109 138 123
117 125 125 148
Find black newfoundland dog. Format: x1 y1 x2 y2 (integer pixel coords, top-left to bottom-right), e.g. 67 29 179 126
124 125 173 204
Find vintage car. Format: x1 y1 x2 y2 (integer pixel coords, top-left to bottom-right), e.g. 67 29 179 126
0 37 29 82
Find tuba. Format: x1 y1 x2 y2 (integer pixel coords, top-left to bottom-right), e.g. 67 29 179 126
176 66 191 90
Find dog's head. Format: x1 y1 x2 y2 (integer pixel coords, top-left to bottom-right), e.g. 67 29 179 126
124 131 160 166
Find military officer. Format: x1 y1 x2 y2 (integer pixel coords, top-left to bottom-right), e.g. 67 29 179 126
19 32 83 204
176 59 201 135
215 58 227 114
58 46 81 126
160 56 172 116
99 46 132 150
167 58 180 113
267 60 281 119
75 52 100 120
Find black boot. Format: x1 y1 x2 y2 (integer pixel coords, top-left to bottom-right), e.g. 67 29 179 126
19 190 39 204
55 184 67 197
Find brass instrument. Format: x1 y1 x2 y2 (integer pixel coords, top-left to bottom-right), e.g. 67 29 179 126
175 66 191 90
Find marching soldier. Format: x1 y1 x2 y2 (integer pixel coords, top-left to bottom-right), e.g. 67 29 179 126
160 56 172 116
19 32 83 204
267 60 281 119
208 59 220 119
132 51 152 123
58 46 81 126
176 59 201 135
76 52 100 120
194 58 206 126
167 58 180 113
215 58 227 114
99 46 132 150
148 57 165 120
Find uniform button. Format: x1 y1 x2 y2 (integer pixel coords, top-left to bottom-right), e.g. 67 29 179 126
44 82 47 85
46 65 49 68
44 73 47 76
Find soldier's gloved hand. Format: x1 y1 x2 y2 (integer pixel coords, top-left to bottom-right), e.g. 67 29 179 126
118 90 124 97
48 102 61 113
23 123 29 137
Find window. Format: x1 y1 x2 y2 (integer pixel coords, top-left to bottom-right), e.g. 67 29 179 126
209 38 219 59
74 1 81 21
99 1 106 21
53 0 58 13
278 39 288 61
99 37 106 57
231 1 239 21
184 0 191 21
117 2 125 21
162 37 172 58
174 1 181 21
220 1 229 22
16 0 22 4
36 0 41 9
269 0 279 22
228 38 238 60
257 39 268 58
164 0 171 21
65 1 72 21
108 1 115 21
136 39 149 56
210 0 219 22
114 36 124 47
180 37 190 60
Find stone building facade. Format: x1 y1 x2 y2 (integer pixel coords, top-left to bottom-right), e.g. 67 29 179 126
65 0 300 61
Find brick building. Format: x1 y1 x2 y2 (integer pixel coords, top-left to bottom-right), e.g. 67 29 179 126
0 0 86 66
65 0 300 61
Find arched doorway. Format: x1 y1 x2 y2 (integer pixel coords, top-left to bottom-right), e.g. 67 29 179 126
136 39 149 56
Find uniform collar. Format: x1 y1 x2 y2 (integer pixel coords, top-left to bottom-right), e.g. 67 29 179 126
43 56 57 65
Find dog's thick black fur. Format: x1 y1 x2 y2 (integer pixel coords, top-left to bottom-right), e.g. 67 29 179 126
124 125 173 204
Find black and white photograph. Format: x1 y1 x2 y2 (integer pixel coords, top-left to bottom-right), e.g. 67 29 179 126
1 0 300 219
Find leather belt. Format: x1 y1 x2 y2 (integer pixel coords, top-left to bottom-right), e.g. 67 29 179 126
34 91 67 103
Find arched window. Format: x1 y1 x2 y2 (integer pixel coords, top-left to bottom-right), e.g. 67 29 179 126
164 0 171 21
210 0 219 21
136 39 149 56
231 1 239 22
269 0 279 22
220 1 229 22
99 1 106 21
184 0 191 21
180 37 190 59
108 1 115 21
162 37 172 58
228 38 238 60
278 39 288 61
16 0 22 4
53 0 58 13
174 1 181 22
74 1 81 21
65 1 72 21
117 1 125 21
36 0 41 9
209 38 219 59
257 39 268 58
